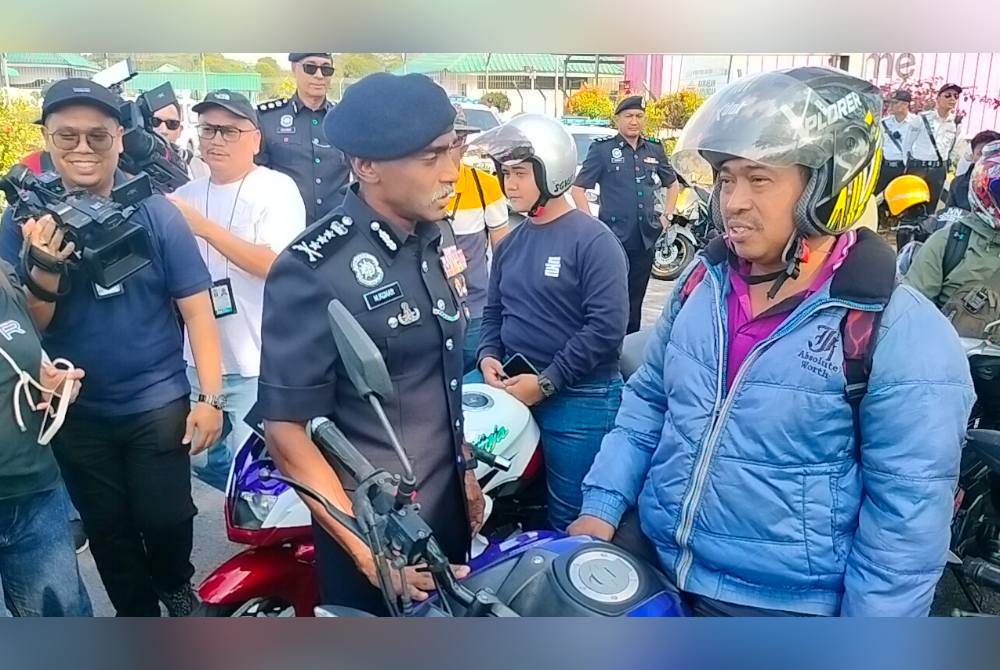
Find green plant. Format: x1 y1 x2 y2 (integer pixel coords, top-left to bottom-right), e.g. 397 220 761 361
565 85 614 121
479 91 510 113
0 95 44 207
650 88 705 131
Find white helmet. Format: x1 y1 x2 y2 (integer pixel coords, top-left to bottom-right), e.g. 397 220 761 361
469 114 577 212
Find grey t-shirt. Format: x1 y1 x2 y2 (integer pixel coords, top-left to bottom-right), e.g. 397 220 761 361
0 261 60 501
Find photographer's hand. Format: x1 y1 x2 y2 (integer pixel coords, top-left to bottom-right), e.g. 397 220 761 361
21 216 74 330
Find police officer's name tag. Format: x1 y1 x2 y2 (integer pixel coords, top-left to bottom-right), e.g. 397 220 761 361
210 278 237 318
440 245 467 278
363 281 403 311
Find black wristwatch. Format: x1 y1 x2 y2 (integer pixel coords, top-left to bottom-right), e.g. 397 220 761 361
537 375 556 399
195 393 225 410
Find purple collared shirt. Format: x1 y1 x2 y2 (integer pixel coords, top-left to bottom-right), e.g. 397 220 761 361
725 231 856 390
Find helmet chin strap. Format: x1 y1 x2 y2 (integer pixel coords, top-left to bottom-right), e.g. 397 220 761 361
527 197 549 217
735 233 810 300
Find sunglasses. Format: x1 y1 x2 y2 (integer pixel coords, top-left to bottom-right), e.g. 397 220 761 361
46 129 116 152
301 63 335 77
152 117 182 131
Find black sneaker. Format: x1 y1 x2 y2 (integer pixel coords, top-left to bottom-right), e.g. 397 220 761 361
160 583 200 617
71 520 89 554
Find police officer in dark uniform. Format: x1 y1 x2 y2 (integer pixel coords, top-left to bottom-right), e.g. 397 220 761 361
257 72 485 615
571 95 679 333
255 53 351 224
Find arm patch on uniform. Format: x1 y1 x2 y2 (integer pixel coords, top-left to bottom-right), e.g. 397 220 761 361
289 215 354 268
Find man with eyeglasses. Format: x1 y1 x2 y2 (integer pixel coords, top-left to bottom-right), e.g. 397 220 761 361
908 83 965 210
152 100 209 180
164 90 306 491
0 78 224 617
256 52 350 224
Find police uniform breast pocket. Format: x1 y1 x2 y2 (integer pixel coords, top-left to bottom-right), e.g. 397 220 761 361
348 299 408 376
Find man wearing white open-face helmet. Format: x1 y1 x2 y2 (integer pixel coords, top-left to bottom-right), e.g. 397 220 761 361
570 68 973 616
467 114 629 531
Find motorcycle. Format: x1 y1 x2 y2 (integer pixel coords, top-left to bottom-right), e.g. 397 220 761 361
196 356 545 617
946 328 1000 615
652 177 715 282
285 299 689 618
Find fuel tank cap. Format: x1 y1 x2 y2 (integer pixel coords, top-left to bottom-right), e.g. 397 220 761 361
567 550 641 604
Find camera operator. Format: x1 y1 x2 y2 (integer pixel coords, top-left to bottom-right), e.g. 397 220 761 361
152 100 209 181
0 79 224 617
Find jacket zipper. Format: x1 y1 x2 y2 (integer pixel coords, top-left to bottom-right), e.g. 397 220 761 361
671 270 880 589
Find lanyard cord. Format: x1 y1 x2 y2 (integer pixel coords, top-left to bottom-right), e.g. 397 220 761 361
203 173 249 279
0 345 75 445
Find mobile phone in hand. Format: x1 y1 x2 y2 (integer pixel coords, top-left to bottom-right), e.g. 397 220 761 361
502 353 540 378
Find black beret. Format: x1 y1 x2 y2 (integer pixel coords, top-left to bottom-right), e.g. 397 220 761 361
289 53 331 63
323 72 457 160
615 95 646 115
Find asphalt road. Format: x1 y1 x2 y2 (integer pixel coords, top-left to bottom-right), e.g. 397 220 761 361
78 274 998 617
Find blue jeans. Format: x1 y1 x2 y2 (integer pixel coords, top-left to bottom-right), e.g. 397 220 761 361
463 370 623 532
463 316 483 375
187 369 259 492
0 488 93 616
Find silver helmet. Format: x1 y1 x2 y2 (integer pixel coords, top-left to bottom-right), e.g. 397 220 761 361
469 114 577 206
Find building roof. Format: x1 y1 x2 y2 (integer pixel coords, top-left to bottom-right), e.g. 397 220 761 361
395 54 623 76
6 53 101 71
124 71 262 93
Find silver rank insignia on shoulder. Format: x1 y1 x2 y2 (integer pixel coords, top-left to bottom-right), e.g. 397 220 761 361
351 252 384 287
369 221 399 253
290 215 353 267
398 301 421 326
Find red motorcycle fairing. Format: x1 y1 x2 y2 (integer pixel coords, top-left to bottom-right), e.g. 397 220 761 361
197 542 319 617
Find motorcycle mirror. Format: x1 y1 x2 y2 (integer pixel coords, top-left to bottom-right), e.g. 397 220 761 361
327 299 393 402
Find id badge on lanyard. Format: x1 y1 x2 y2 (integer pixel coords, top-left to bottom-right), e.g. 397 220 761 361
210 278 237 318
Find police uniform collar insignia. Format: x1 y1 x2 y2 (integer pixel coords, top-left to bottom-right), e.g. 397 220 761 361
351 252 384 287
290 214 353 268
369 220 401 257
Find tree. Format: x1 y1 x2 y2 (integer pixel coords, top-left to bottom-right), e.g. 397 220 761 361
565 85 614 121
652 88 705 131
479 91 510 113
0 95 44 207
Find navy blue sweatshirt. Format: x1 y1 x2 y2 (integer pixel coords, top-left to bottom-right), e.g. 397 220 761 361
477 209 629 390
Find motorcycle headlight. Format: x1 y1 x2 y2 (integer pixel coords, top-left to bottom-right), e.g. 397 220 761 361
238 491 279 524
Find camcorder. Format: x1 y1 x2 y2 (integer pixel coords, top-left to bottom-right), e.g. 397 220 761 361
95 58 190 194
0 164 153 294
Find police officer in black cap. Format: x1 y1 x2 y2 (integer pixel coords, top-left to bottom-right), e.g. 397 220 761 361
570 95 679 333
257 72 485 614
255 53 350 224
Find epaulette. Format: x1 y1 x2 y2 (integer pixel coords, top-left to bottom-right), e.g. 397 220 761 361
645 136 662 144
288 214 355 269
256 98 289 112
594 135 615 143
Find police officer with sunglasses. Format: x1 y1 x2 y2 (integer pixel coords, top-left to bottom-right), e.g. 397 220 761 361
256 53 351 224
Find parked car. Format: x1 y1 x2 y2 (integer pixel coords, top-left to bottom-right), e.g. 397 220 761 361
561 118 617 216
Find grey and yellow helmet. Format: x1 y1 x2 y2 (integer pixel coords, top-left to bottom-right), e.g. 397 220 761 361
672 66 884 237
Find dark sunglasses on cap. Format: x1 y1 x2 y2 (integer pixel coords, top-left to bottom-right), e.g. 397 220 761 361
301 63 335 77
152 117 182 131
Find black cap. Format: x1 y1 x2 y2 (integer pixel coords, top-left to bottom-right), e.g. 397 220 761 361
888 89 912 103
289 53 332 63
939 83 963 96
193 90 259 128
323 73 456 160
38 77 121 124
615 95 646 115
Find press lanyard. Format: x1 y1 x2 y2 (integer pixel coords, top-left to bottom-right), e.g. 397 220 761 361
203 174 248 278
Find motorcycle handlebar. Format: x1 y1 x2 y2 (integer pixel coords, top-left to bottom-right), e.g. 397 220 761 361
963 557 1000 591
470 445 512 472
310 417 379 484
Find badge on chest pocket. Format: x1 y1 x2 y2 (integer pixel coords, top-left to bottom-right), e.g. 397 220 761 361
210 278 237 318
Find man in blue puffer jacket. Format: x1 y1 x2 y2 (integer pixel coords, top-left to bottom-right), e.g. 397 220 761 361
569 67 975 616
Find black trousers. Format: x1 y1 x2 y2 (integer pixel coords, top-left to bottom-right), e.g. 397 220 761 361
626 245 657 335
53 397 197 617
613 510 811 617
313 473 467 616
907 163 948 211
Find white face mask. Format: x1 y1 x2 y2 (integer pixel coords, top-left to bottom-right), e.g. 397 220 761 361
0 347 75 446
